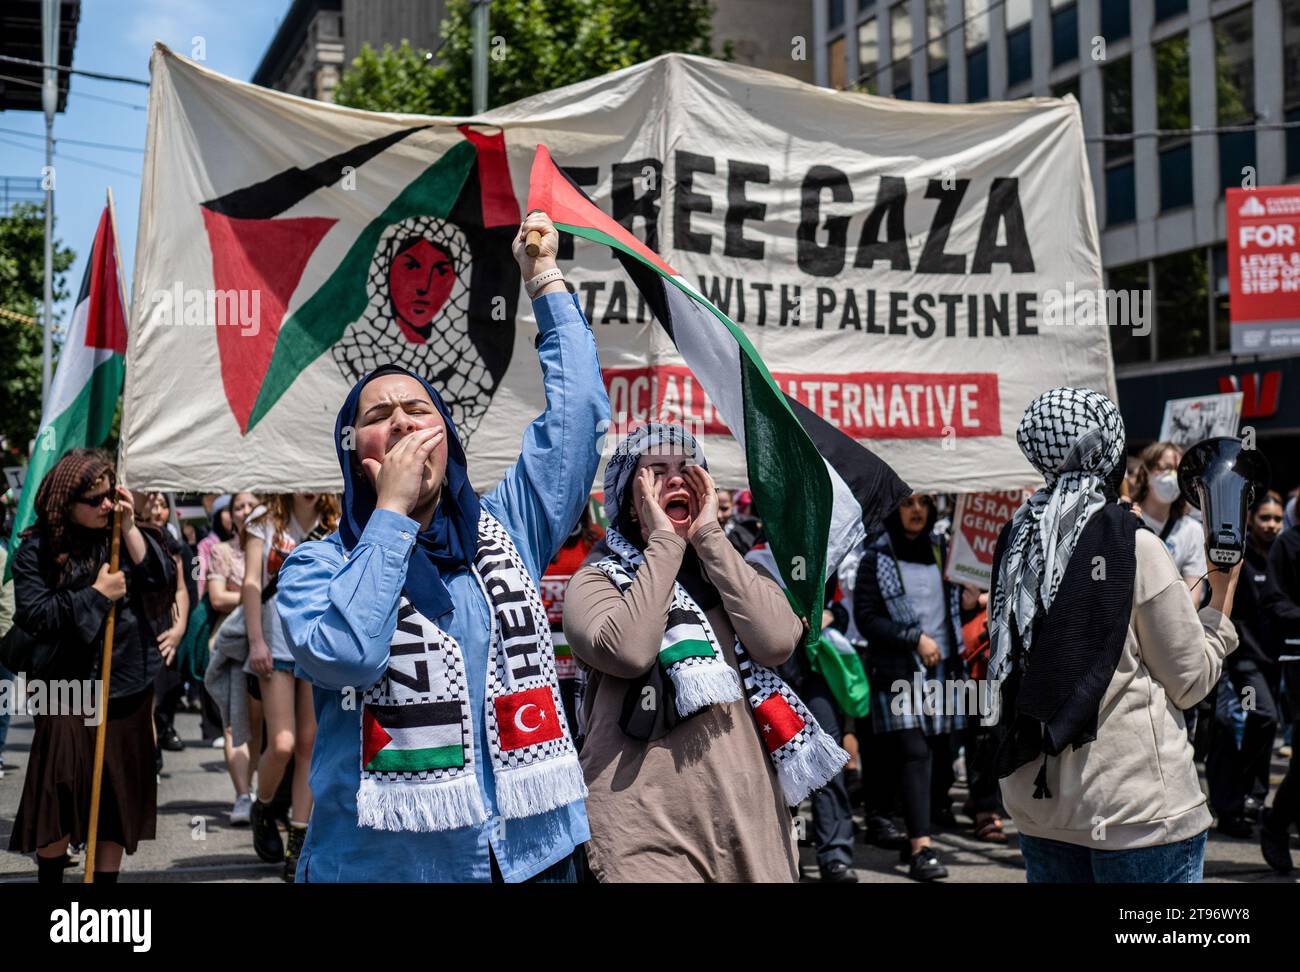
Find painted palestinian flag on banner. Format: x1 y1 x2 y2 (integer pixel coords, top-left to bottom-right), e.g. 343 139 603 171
5 201 127 581
197 125 521 440
527 145 910 630
362 701 466 773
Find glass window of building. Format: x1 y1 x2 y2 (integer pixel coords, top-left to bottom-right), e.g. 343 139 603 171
1051 2 1078 67
964 0 988 48
1212 245 1230 354
829 34 847 90
927 0 949 102
1214 6 1254 194
891 1 913 99
1101 0 1130 43
1155 0 1187 22
1156 34 1192 211
1006 0 1032 87
830 0 846 31
1051 77 1079 102
965 0 989 101
1103 55 1135 225
859 0 876 11
857 17 879 94
1108 261 1151 366
1155 249 1209 361
1287 1 1300 175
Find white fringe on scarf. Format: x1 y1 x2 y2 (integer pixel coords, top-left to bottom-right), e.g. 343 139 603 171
357 774 487 832
775 730 852 806
493 753 589 821
672 663 743 716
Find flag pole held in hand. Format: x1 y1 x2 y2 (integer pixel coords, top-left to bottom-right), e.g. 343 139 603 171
84 503 122 884
525 230 543 257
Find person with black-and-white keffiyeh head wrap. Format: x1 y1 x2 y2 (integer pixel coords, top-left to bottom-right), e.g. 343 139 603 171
987 387 1243 883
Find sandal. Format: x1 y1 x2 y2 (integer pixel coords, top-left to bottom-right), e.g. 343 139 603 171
973 814 1008 843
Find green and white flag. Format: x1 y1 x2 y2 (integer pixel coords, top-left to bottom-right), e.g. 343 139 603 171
6 200 127 580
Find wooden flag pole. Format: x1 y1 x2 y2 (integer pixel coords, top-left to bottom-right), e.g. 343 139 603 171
524 230 543 257
83 502 122 883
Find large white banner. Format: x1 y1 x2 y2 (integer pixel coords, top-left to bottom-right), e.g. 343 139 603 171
121 45 1113 493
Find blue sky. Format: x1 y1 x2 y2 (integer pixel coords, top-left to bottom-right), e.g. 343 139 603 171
0 0 291 324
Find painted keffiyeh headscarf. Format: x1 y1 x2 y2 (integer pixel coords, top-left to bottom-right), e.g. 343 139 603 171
597 423 849 805
986 387 1126 727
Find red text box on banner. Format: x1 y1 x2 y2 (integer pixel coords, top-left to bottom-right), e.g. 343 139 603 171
1227 186 1300 353
602 365 1001 440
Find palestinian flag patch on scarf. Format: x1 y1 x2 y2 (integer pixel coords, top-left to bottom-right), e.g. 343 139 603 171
527 145 909 634
357 513 586 832
597 528 848 805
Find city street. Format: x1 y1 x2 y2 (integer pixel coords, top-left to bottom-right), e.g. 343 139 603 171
1 708 1294 884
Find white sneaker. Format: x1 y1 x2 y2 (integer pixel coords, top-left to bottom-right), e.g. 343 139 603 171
230 794 253 826
211 737 225 749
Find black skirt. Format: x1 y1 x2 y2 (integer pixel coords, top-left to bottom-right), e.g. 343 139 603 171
8 687 158 854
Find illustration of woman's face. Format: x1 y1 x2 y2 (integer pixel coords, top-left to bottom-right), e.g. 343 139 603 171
388 237 455 342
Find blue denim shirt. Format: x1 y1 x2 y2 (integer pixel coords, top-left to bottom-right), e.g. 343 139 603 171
276 291 608 882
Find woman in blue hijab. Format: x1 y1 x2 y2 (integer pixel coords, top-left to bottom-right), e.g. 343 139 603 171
276 211 609 882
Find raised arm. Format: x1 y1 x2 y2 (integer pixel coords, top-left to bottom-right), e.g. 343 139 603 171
693 521 803 668
483 213 610 579
1134 531 1239 709
276 509 417 691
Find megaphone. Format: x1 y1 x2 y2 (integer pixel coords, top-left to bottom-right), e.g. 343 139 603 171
1176 437 1271 567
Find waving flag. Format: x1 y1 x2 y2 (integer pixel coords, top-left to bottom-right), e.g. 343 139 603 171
527 145 909 630
6 198 128 580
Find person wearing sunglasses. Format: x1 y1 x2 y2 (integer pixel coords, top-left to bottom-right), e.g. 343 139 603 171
6 449 177 883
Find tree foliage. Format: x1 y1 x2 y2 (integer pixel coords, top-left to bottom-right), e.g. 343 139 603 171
335 0 726 115
0 202 75 461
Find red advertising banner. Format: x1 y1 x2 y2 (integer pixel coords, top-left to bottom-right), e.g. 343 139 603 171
944 489 1033 590
1227 186 1300 353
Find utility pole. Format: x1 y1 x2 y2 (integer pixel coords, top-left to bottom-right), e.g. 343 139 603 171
471 0 490 114
40 0 60 415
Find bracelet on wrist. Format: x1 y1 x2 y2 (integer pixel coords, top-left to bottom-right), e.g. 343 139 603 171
525 267 565 299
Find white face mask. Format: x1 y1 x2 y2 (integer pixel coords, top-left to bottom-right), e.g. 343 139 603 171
1150 470 1181 504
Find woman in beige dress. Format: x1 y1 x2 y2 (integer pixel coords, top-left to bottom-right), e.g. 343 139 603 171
563 423 847 882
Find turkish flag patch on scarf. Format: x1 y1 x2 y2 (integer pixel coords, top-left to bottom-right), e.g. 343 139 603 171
755 694 807 753
495 686 564 750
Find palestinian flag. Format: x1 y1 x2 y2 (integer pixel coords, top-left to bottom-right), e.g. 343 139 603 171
5 201 127 581
527 145 909 630
362 701 465 773
198 125 520 439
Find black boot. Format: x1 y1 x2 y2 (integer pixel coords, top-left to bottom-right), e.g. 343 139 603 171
250 799 284 864
864 815 908 851
283 824 307 883
906 845 949 881
1260 808 1294 875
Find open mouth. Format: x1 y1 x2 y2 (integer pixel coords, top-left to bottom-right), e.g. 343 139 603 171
663 491 692 525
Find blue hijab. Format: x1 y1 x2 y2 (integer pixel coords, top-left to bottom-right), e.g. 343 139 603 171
335 364 481 622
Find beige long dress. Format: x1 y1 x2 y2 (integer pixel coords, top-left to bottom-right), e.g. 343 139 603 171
562 520 805 882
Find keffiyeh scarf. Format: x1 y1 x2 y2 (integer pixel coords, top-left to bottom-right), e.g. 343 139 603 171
357 511 586 832
597 528 848 805
987 387 1126 723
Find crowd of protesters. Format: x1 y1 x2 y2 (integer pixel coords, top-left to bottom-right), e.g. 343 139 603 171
1 212 1298 885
